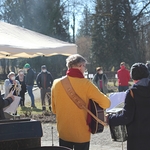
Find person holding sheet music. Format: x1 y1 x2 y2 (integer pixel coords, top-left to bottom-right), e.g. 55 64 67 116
51 54 110 150
4 72 21 98
108 63 150 150
0 91 14 120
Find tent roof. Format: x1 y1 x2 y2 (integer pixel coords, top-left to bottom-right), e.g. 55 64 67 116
0 21 77 58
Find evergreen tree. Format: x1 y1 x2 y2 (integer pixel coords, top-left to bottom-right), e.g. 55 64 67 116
91 0 145 70
77 5 92 37
76 6 92 68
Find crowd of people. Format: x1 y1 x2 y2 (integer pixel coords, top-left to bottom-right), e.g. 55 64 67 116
1 54 150 150
2 63 54 112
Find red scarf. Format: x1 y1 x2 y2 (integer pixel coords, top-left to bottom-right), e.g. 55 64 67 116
66 68 84 78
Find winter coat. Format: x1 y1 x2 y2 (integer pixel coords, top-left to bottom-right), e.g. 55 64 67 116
92 73 108 94
109 78 150 150
25 68 35 86
36 71 53 89
16 75 26 95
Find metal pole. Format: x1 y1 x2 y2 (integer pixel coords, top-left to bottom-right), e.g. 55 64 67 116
51 113 54 146
122 141 123 150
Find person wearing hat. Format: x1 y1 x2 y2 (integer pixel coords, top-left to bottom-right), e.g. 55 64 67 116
36 65 53 111
24 63 36 108
4 72 21 98
108 63 150 150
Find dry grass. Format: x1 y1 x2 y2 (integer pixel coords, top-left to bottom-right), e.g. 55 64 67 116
17 98 50 116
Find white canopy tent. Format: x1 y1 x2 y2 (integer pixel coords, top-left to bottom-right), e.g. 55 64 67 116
0 21 77 58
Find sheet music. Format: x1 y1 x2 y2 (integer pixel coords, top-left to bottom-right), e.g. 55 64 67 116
106 92 127 112
3 96 20 114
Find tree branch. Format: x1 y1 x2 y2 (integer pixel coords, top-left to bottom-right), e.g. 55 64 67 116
133 2 150 22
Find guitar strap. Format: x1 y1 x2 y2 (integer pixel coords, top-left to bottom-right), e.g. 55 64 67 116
61 76 107 126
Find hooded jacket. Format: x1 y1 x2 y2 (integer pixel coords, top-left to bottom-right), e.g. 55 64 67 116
109 78 150 150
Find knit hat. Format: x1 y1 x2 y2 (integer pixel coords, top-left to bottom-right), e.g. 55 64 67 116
130 63 149 80
24 63 30 68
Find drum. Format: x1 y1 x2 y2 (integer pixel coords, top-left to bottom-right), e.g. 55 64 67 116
107 108 128 142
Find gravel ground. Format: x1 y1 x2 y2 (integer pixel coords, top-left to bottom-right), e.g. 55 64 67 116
41 123 127 150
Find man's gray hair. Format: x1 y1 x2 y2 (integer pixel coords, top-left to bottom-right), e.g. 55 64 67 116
66 54 87 68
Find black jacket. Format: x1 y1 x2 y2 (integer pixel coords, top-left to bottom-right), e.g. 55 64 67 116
16 75 26 94
36 71 53 89
109 78 150 150
0 92 13 120
25 68 35 86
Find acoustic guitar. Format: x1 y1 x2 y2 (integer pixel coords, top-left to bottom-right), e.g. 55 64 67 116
87 99 104 134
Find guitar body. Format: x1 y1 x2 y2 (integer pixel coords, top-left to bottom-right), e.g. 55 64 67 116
88 99 104 134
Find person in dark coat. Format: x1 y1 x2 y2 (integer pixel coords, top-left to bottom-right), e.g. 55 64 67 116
108 62 150 150
146 61 150 78
24 63 36 108
92 67 108 94
36 65 53 111
0 91 14 119
16 69 26 107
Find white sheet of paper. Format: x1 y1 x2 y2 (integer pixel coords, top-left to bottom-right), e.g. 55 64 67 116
89 74 94 78
106 92 127 112
3 96 20 114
